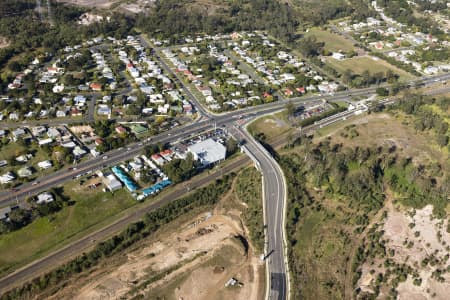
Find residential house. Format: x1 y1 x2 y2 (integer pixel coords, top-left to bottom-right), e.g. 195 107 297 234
37 160 53 170
90 83 102 91
17 167 33 178
115 126 127 135
0 172 15 184
36 192 54 204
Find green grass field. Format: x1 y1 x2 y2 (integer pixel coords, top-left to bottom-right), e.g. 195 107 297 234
326 56 415 81
0 184 136 275
304 28 355 52
247 112 291 141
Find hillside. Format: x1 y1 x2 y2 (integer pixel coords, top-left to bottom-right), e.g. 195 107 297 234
276 98 450 299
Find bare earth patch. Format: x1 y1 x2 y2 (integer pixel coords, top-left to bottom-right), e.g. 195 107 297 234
357 202 450 299
0 36 9 49
56 0 118 9
50 212 263 300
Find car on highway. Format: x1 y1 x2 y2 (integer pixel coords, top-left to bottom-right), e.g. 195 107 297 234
32 181 39 186
138 143 143 146
102 155 108 160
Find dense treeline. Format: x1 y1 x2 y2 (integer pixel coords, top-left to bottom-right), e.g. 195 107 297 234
376 0 443 35
371 52 421 76
136 0 299 42
393 94 450 149
1 174 234 300
0 0 134 76
341 68 399 88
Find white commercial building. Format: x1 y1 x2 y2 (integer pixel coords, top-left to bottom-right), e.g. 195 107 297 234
188 139 227 166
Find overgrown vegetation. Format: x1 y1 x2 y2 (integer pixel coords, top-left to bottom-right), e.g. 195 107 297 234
136 0 299 43
235 167 264 252
281 123 450 298
298 105 346 127
393 94 450 150
1 174 234 300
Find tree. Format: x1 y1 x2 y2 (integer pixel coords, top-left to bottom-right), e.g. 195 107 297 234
342 69 353 84
8 208 31 230
436 135 449 147
8 61 21 72
285 101 296 118
298 36 323 57
376 87 389 97
362 70 371 86
225 138 239 156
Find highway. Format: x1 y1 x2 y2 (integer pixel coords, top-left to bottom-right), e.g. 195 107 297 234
235 126 288 300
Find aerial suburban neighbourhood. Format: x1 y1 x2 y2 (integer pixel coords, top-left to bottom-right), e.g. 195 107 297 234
0 1 449 300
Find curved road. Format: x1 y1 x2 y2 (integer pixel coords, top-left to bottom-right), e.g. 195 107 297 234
236 127 289 300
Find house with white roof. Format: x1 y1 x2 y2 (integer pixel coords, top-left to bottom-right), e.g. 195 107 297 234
38 160 53 170
0 172 15 184
36 192 54 205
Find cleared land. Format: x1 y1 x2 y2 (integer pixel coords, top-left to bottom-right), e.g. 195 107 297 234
304 28 355 52
42 169 264 300
326 56 415 81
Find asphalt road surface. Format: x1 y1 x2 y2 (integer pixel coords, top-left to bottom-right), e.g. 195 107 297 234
235 127 288 300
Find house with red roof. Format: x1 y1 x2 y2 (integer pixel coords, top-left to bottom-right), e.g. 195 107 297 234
296 87 306 94
115 126 127 135
284 89 293 96
90 83 102 91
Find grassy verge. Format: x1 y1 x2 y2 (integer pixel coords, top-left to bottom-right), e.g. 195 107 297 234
235 167 264 252
247 112 291 141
